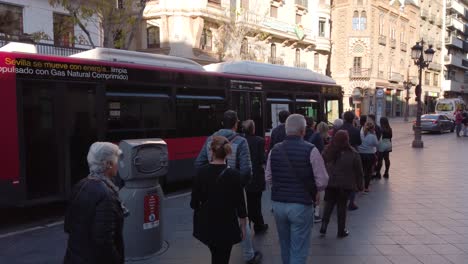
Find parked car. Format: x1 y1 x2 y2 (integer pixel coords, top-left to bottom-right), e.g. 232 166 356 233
413 114 455 133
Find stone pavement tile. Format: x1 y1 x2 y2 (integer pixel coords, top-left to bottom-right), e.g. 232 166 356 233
309 256 364 264
452 243 468 254
438 234 468 244
448 226 468 235
367 235 397 245
429 227 458 235
413 255 452 264
386 255 423 264
375 245 410 256
427 244 466 255
361 256 393 264
401 244 438 255
403 227 432 236
388 235 421 245
412 234 448 245
442 254 468 264
391 220 421 228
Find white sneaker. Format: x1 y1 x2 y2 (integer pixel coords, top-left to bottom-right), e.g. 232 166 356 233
314 215 322 223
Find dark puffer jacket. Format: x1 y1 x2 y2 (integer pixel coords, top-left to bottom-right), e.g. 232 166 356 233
64 177 124 264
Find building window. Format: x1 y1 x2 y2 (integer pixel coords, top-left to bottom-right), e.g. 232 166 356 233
389 21 396 40
378 54 384 78
296 14 302 25
352 11 360 30
448 70 456 81
434 73 439 86
295 48 301 64
117 0 124 9
379 14 384 35
357 0 363 5
240 38 248 55
353 57 362 70
425 71 431 85
360 11 367 30
270 6 278 18
319 18 326 37
314 52 319 69
270 43 276 59
241 0 249 9
0 3 23 36
147 26 160 48
200 28 212 51
53 13 74 47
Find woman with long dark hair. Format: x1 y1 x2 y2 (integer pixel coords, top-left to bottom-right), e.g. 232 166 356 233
376 117 392 179
358 122 379 192
320 131 364 237
191 136 247 264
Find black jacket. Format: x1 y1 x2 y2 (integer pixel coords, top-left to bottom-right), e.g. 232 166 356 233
337 122 362 149
191 164 247 246
269 123 286 150
64 177 124 264
244 134 266 192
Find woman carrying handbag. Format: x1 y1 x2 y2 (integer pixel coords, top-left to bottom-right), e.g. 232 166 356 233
191 136 248 264
375 117 392 179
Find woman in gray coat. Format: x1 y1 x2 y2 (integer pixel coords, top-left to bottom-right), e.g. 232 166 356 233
320 131 364 238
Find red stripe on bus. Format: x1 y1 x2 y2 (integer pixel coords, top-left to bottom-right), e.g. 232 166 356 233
164 136 207 161
0 55 20 181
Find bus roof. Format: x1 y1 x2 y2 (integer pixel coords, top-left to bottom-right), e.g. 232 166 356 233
70 48 206 72
204 61 336 85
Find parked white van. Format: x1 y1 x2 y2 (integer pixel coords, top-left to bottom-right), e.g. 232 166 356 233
435 98 466 120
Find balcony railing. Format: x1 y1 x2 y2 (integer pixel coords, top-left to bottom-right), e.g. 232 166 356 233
295 0 308 9
0 38 91 56
268 57 284 65
378 35 386 46
390 39 396 48
401 42 407 51
294 61 307 68
349 68 371 78
388 72 403 83
445 36 464 49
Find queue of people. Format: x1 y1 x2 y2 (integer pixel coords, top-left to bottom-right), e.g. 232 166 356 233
62 109 393 264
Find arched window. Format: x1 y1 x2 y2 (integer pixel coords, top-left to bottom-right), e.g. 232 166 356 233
147 26 160 48
352 11 360 30
379 14 385 35
200 28 212 50
241 38 248 55
295 48 301 66
270 43 276 59
360 11 367 30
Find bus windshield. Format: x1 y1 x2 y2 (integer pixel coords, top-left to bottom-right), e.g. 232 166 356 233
436 103 453 111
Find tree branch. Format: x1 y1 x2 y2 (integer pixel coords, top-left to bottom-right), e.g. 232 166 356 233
73 12 96 48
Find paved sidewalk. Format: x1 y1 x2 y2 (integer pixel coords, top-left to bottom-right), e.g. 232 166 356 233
1 121 468 264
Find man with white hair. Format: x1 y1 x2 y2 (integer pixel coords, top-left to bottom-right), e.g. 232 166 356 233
265 114 329 264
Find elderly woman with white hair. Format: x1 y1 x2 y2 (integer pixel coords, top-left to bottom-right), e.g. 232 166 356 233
64 142 126 264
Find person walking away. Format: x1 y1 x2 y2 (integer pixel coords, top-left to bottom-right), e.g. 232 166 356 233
376 117 392 179
195 110 262 264
358 122 380 192
320 131 364 237
304 117 315 143
454 107 464 137
265 114 329 264
316 122 331 146
305 117 325 153
64 142 126 264
191 136 248 264
336 111 362 211
330 119 344 136
242 120 269 234
269 110 290 150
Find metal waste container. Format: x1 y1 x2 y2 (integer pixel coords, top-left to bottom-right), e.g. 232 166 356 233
118 139 168 260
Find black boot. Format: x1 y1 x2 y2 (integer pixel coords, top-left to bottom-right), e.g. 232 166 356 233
337 229 349 238
320 221 328 235
383 171 389 179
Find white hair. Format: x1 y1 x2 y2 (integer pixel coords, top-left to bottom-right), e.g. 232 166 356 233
333 119 344 128
87 142 122 174
285 114 306 135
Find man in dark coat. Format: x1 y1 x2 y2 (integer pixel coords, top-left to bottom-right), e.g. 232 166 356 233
269 110 290 150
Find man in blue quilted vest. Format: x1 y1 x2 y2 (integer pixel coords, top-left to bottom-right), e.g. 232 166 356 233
265 114 329 264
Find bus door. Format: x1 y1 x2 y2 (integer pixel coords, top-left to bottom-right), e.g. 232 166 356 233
231 91 265 137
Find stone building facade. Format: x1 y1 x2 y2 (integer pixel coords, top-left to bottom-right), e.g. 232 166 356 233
134 0 332 74
331 0 444 119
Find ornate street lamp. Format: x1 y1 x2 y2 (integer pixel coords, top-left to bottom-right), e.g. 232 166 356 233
410 40 435 148
403 80 413 122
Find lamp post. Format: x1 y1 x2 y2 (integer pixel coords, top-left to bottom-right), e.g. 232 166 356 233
410 39 435 148
403 80 413 122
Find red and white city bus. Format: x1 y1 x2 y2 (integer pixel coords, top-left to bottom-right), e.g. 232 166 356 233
0 43 342 206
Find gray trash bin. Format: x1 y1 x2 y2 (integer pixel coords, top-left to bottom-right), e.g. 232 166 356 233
118 139 168 260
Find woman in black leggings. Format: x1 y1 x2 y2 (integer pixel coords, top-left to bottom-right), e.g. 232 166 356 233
376 117 392 179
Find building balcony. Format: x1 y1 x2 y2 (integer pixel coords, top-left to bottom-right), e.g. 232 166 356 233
294 61 307 68
349 68 371 79
400 42 407 51
446 15 465 33
442 79 466 92
295 0 308 11
0 38 91 56
260 15 315 44
445 35 464 49
390 39 396 48
388 72 403 83
378 35 386 46
447 0 465 16
444 54 468 70
315 36 331 53
428 62 442 72
421 9 428 19
268 57 284 65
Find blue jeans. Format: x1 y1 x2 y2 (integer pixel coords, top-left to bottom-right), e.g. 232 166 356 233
272 201 314 264
241 221 255 261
